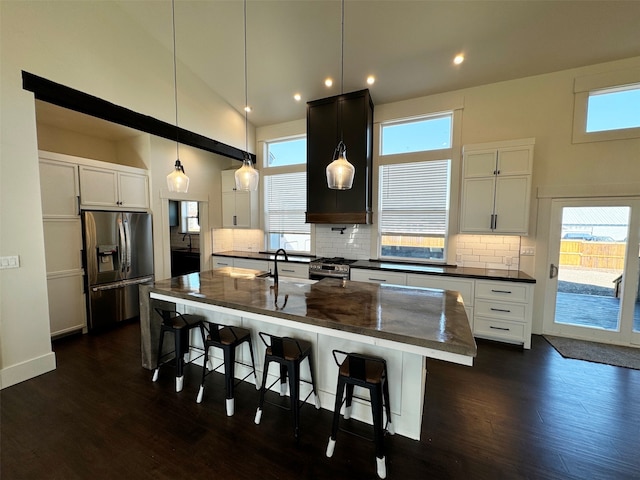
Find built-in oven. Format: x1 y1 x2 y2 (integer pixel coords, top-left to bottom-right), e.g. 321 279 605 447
309 257 357 280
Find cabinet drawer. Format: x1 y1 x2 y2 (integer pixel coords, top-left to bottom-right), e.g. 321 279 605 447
474 316 525 343
406 274 474 306
475 280 528 302
233 258 271 272
276 262 309 279
475 299 526 322
212 256 233 268
350 269 407 285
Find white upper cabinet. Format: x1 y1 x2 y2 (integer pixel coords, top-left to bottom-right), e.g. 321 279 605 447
79 165 149 209
460 139 534 235
221 170 258 228
39 159 80 217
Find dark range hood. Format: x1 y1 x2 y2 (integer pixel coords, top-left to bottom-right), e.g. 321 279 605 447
306 89 373 224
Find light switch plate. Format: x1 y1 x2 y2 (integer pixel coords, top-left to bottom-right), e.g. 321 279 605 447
0 255 20 269
520 247 535 256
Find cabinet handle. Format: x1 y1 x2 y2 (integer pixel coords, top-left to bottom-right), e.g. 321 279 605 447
491 289 512 294
282 269 295 273
490 307 511 313
496 170 501 175
233 215 237 226
76 195 81 215
490 214 497 230
369 278 388 282
490 326 510 331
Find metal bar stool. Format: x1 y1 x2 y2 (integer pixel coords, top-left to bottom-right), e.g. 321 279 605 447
254 332 320 439
196 322 258 416
326 350 394 479
152 308 206 392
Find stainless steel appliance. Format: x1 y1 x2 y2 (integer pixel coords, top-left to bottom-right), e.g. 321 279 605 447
82 211 154 330
309 257 357 280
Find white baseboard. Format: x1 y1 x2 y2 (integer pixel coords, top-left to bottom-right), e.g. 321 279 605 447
0 352 57 389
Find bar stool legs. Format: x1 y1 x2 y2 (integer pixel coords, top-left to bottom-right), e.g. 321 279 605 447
196 323 257 416
326 350 393 479
254 333 320 440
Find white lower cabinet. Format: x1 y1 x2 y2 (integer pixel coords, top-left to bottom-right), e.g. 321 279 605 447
473 280 533 349
406 274 474 329
232 258 271 272
350 268 407 285
275 262 309 279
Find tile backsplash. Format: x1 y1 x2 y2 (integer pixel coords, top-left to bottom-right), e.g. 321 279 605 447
212 228 523 270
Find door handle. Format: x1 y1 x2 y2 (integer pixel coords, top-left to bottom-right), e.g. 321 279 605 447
549 264 559 279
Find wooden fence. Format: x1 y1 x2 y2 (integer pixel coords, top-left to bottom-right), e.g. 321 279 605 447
559 240 626 269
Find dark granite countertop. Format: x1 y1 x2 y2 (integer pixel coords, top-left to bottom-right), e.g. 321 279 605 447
212 250 316 264
352 260 536 283
148 268 477 359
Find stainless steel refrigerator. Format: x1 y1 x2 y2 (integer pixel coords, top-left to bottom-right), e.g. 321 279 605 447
82 211 154 331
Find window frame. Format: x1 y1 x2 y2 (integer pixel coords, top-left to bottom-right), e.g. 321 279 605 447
573 67 640 144
260 134 312 255
373 108 462 265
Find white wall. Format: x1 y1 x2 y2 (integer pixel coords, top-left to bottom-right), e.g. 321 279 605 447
0 1 245 388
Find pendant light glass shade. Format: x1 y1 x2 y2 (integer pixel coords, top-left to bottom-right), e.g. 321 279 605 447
234 155 259 191
326 141 354 190
167 159 189 193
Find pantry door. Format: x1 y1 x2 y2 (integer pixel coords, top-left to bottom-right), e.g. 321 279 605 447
543 198 640 346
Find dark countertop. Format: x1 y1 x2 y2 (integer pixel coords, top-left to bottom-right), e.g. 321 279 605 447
148 268 477 359
351 260 536 283
213 250 316 264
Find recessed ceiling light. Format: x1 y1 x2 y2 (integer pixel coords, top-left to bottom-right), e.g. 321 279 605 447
453 54 465 65
294 93 302 101
325 78 333 87
366 75 375 85
244 105 252 113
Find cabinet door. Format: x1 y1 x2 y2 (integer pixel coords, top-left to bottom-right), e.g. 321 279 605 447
79 166 118 207
350 268 407 285
233 258 271 272
221 170 237 192
222 191 237 227
118 172 149 209
276 262 309 279
493 176 530 234
39 160 79 217
462 150 497 177
212 256 234 269
459 177 496 233
497 146 532 176
47 272 86 337
234 191 252 228
43 219 83 272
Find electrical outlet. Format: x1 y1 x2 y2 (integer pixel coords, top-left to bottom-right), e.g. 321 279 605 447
0 255 20 269
520 247 535 256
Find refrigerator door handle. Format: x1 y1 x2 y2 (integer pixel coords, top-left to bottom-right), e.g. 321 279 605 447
118 218 126 273
123 216 132 272
90 276 154 292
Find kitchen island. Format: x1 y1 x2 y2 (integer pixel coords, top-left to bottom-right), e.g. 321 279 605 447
140 267 477 440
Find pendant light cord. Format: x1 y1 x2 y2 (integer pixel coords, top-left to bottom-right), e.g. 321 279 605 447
340 0 344 96
244 0 249 156
171 0 180 161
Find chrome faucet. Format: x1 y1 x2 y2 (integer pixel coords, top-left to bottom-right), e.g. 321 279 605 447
272 248 288 286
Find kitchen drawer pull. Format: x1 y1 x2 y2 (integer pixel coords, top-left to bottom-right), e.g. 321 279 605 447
491 289 512 294
489 325 510 331
281 269 295 273
490 307 511 313
369 278 387 282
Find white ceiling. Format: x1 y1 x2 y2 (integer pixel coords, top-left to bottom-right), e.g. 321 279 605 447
37 1 640 138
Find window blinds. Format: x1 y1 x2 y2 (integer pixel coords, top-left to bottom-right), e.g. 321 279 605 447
265 172 310 234
379 160 450 235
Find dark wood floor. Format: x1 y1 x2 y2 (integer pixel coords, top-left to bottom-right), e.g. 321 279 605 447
2 321 639 480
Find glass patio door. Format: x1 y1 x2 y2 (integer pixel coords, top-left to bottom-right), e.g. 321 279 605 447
543 198 640 346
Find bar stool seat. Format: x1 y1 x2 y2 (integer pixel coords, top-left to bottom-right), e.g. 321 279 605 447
254 332 320 439
152 308 205 393
196 322 258 416
326 350 394 479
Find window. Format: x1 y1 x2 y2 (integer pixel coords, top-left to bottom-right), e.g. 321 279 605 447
573 68 640 143
264 172 310 253
181 201 200 233
381 114 452 155
265 137 306 167
586 84 640 133
378 160 450 262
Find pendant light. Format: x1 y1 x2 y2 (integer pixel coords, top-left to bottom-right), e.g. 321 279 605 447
326 0 355 190
234 0 259 192
166 0 189 193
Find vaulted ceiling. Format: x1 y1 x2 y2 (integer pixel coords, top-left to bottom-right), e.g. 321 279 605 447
117 0 640 128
